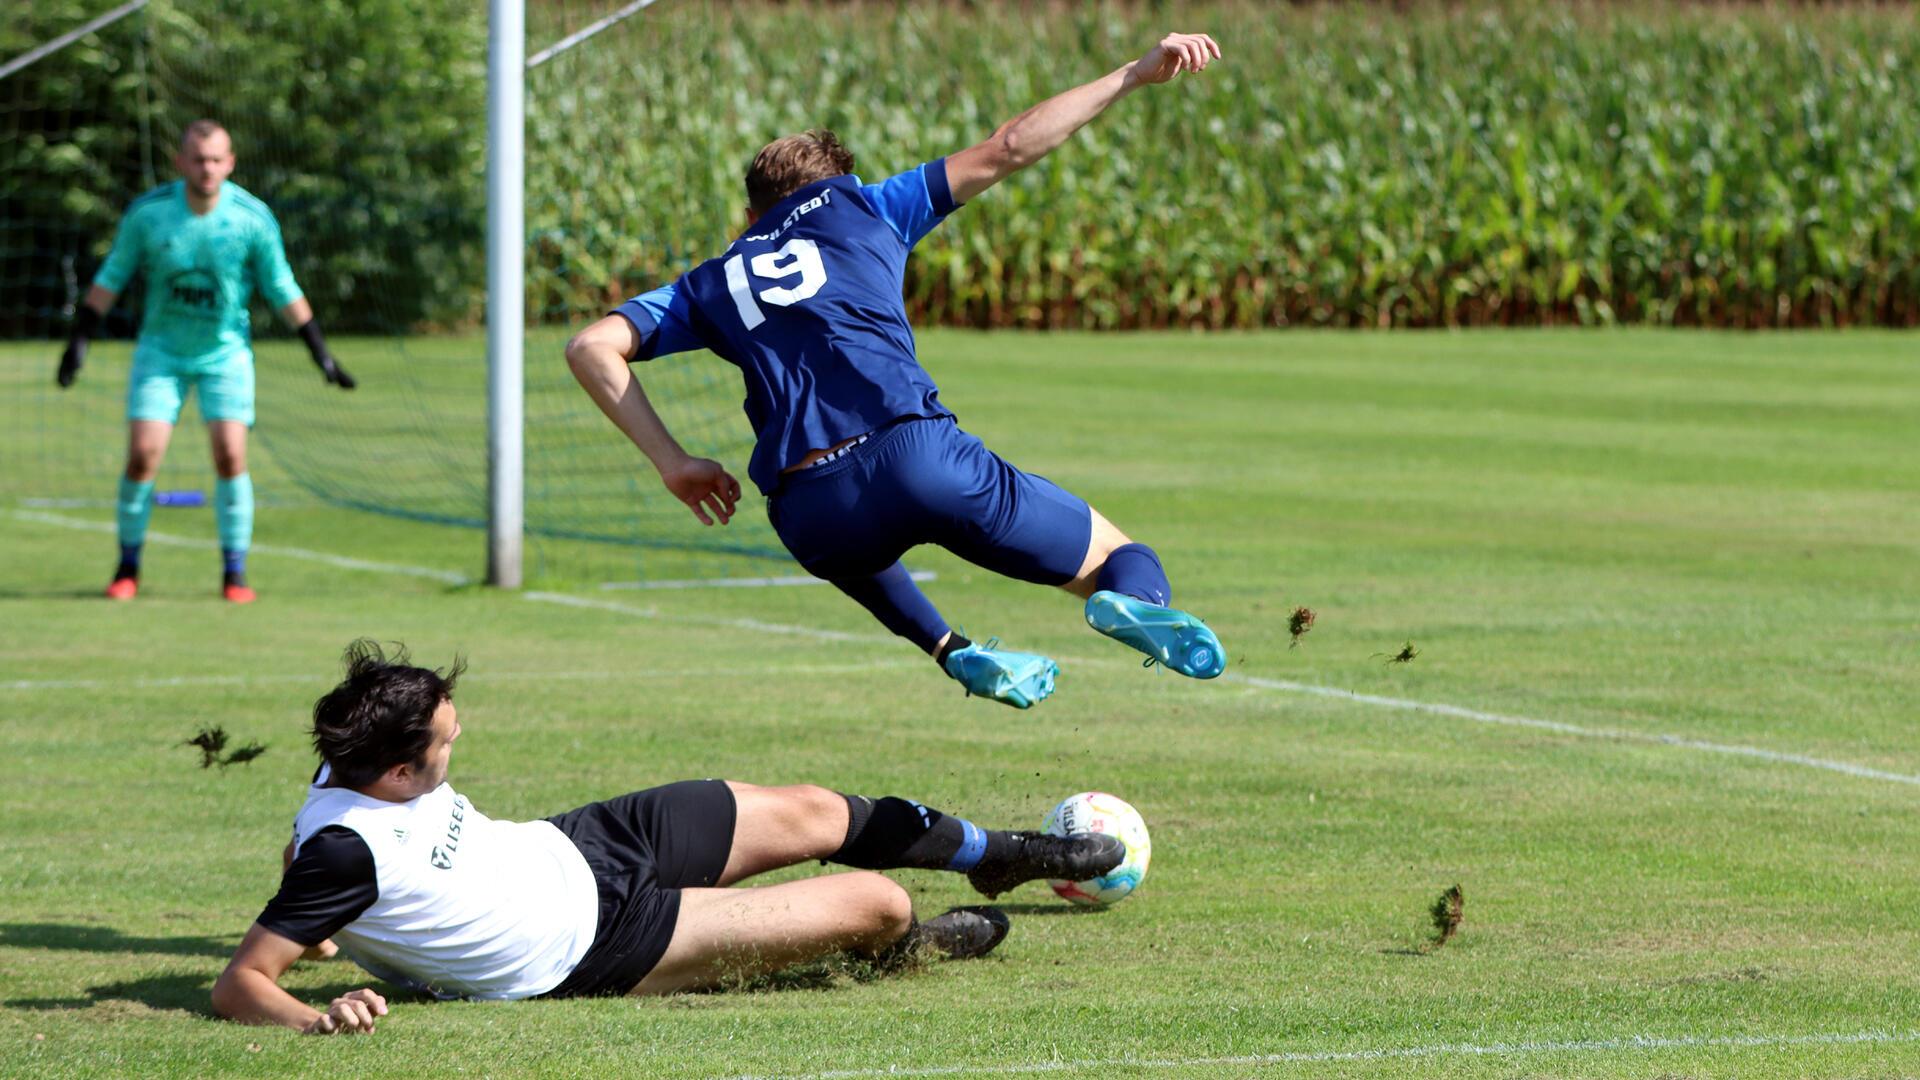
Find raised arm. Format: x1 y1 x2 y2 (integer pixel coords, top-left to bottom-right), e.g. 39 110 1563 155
212 922 387 1034
944 32 1221 205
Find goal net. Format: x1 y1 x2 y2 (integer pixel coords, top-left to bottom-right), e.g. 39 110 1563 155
1 0 788 586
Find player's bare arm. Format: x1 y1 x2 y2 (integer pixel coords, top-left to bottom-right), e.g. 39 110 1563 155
566 316 742 525
945 32 1220 204
212 922 387 1035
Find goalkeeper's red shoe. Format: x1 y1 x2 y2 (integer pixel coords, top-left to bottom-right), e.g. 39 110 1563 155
223 582 256 604
105 575 138 601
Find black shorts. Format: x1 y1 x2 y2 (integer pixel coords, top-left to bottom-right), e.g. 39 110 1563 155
540 779 737 998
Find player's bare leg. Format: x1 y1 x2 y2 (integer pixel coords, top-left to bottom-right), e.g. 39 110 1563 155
126 419 175 482
1062 505 1134 599
1070 502 1227 678
630 872 914 994
208 420 255 603
631 782 1134 992
108 420 175 599
714 782 851 885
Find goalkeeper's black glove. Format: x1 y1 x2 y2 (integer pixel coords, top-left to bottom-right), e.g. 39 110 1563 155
57 305 100 388
298 318 356 389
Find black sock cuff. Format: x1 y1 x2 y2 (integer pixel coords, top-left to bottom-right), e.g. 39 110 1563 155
837 793 874 855
934 634 972 668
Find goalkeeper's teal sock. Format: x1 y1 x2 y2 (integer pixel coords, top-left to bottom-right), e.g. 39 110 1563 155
116 477 155 557
215 473 253 562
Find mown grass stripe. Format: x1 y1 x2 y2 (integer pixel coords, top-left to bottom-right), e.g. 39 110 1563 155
722 1029 1920 1080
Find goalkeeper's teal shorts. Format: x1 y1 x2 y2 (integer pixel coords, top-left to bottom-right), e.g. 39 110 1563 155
126 343 255 427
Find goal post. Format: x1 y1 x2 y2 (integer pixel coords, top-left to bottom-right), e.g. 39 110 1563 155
487 0 525 588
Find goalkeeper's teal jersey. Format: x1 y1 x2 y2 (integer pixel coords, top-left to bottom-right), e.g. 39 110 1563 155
92 180 304 364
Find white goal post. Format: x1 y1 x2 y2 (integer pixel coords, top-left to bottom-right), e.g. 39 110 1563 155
488 0 668 588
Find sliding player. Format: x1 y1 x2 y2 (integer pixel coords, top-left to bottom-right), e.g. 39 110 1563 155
567 32 1227 708
213 642 1124 1031
56 120 355 604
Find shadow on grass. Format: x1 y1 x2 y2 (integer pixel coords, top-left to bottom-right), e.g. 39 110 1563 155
8 973 223 1015
0 588 112 601
7 974 386 1016
990 903 1113 917
0 923 233 958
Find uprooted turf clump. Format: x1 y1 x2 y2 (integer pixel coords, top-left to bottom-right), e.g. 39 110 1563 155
1287 606 1316 648
1427 884 1464 951
185 727 269 769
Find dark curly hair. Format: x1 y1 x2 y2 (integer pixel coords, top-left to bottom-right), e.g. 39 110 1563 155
311 640 466 788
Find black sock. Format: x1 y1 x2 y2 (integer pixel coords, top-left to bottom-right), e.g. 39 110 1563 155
933 634 972 670
223 569 246 588
831 794 1012 872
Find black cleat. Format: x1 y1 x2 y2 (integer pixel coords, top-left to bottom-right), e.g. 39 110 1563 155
913 906 1010 960
967 832 1125 899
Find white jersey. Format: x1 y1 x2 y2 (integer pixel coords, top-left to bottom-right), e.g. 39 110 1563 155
291 767 599 999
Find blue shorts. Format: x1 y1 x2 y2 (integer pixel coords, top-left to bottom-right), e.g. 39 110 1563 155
768 417 1093 586
126 344 255 426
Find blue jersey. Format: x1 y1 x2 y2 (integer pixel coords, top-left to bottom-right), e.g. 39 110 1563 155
613 160 963 494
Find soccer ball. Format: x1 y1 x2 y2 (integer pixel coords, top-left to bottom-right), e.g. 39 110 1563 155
1043 791 1151 906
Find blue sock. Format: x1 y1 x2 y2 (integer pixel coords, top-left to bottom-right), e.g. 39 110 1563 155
832 562 951 655
222 548 247 577
1095 542 1171 606
118 544 142 572
214 473 253 557
116 476 155 552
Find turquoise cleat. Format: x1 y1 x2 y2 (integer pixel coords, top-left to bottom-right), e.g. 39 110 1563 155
941 637 1060 709
1084 590 1227 679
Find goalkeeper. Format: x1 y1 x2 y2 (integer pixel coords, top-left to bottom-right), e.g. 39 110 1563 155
56 120 355 604
568 33 1226 708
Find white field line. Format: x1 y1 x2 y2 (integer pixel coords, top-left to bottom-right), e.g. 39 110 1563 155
1225 674 1920 788
7 509 471 585
524 591 882 643
14 507 1912 790
526 590 1920 789
719 1028 1920 1080
600 570 935 591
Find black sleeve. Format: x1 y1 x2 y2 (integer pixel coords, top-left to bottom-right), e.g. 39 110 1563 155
257 826 378 947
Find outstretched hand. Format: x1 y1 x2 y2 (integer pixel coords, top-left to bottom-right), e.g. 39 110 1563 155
1130 32 1222 86
661 455 742 526
56 342 84 388
303 988 387 1036
318 355 356 390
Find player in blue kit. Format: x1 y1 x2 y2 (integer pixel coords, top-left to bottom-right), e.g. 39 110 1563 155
56 120 355 603
567 33 1225 708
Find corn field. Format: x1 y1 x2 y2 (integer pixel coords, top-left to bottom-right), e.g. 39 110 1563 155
12 2 1919 333
528 1 1920 329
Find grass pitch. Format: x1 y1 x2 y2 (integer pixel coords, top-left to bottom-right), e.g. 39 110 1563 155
2 329 1918 1078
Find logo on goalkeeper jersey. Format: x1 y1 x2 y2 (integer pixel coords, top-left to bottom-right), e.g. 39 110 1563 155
166 269 220 313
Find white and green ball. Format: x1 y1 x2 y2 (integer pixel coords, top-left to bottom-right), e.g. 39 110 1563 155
1043 791 1151 906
